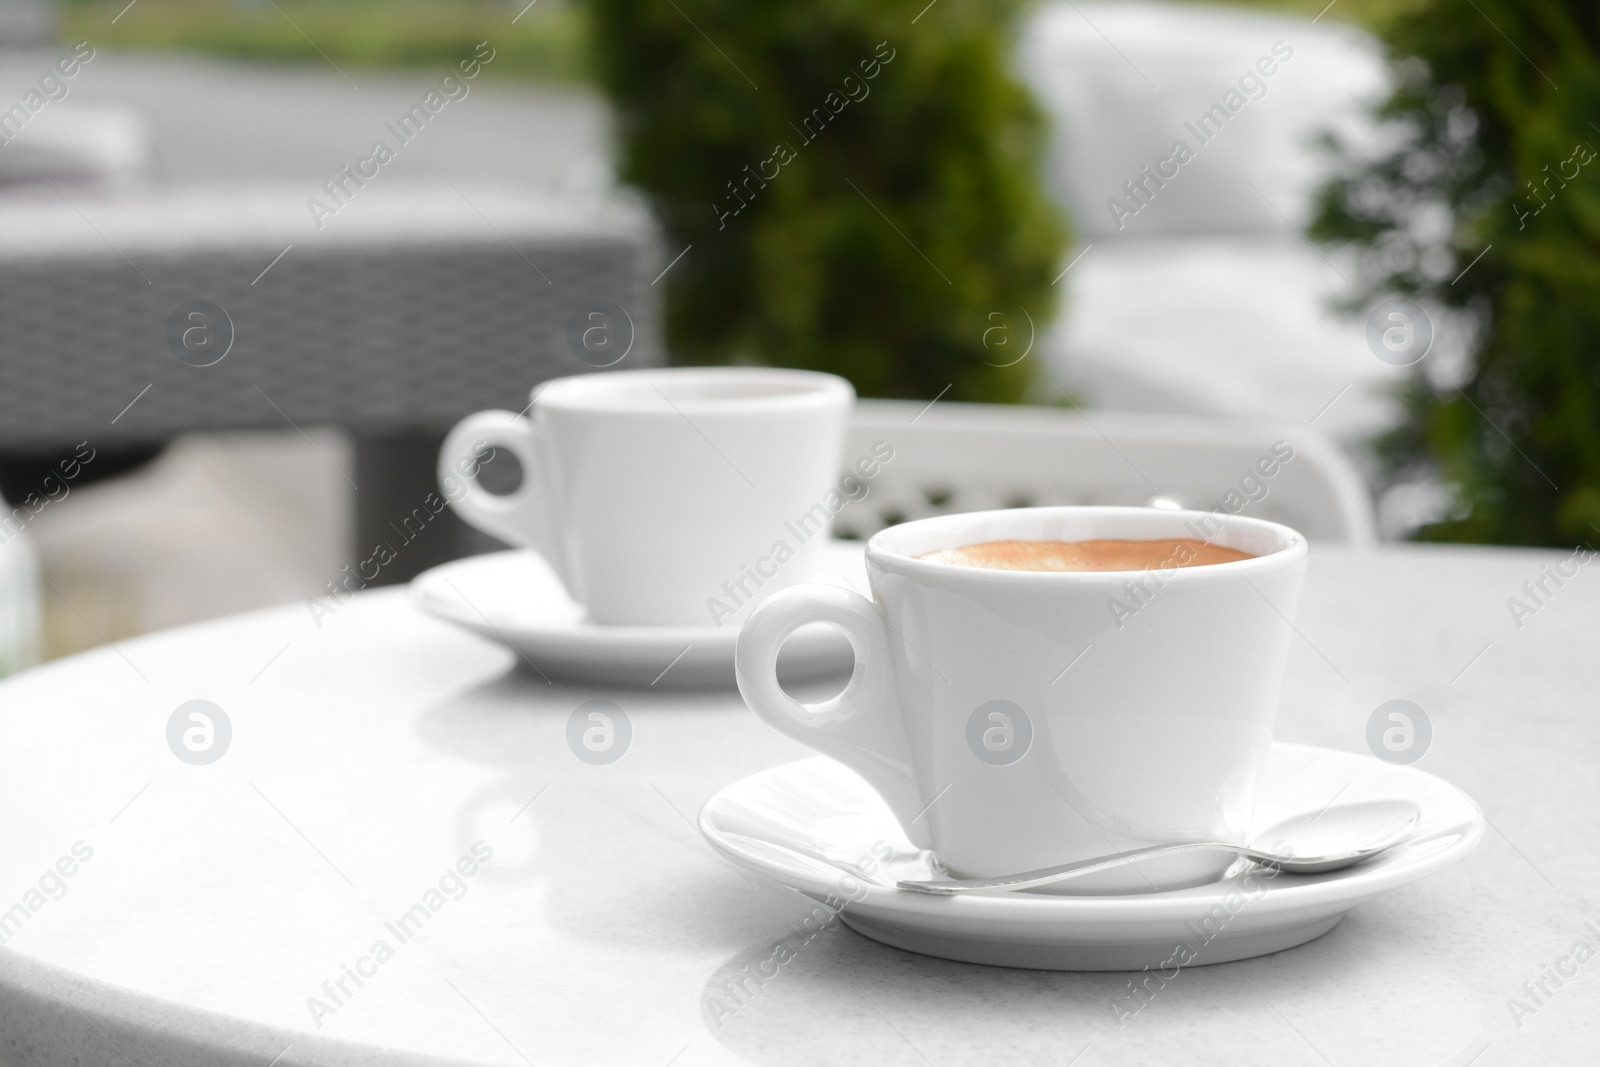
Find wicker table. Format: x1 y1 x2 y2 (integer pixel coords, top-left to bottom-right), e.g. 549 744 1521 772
0 180 662 576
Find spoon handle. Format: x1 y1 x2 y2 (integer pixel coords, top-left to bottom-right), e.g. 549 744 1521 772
897 840 1278 895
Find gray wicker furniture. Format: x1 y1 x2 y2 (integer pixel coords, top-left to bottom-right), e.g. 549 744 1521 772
0 181 663 577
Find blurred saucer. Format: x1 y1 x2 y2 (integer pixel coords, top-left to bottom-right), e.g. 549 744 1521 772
410 541 865 687
698 744 1484 970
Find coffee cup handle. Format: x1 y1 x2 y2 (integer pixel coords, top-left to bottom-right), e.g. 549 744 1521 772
438 411 568 582
736 585 929 844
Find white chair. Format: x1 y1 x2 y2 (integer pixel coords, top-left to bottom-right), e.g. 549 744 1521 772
0 105 151 187
1015 1 1398 444
835 400 1375 545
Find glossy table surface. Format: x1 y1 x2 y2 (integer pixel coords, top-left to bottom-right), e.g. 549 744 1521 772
0 543 1595 1067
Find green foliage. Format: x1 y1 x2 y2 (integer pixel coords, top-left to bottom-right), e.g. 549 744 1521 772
1173 0 1431 26
63 0 590 83
1313 0 1600 546
587 0 1069 402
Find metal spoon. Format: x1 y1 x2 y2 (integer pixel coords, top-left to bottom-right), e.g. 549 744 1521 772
897 799 1421 896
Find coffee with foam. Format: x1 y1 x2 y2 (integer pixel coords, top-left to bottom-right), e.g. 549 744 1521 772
917 538 1255 572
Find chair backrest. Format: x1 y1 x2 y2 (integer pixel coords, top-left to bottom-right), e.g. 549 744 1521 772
835 400 1375 544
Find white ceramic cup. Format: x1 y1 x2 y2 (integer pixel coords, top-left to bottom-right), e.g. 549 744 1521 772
735 506 1308 893
439 367 854 627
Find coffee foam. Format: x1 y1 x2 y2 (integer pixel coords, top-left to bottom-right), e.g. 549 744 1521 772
917 538 1256 572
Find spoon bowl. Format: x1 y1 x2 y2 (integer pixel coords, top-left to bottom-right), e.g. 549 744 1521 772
1252 799 1421 874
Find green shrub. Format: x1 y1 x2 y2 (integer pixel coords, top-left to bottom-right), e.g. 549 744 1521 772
63 0 590 83
1313 0 1600 546
588 0 1069 402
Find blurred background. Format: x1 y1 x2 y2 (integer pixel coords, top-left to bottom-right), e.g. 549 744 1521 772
0 0 1591 666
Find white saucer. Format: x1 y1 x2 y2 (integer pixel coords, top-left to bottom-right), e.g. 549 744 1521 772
410 541 865 687
698 743 1484 971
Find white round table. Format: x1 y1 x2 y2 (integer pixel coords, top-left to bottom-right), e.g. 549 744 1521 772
0 545 1592 1066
